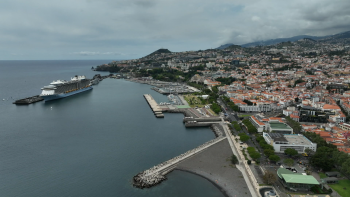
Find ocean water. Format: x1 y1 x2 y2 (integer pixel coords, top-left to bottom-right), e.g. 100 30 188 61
0 60 225 197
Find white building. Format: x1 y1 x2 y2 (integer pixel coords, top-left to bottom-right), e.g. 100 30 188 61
239 102 271 112
263 133 317 153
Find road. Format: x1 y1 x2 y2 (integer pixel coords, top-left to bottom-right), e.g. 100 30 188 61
217 98 239 122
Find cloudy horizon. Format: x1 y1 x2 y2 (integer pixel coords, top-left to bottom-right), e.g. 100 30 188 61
1 0 349 60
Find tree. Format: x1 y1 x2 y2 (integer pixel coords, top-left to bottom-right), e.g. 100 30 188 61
263 171 277 185
250 152 261 160
231 154 238 164
269 155 281 163
284 148 298 157
239 134 250 142
284 158 294 167
310 146 335 171
304 148 314 156
264 149 275 157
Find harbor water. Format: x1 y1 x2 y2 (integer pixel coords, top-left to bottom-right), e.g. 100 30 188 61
0 60 225 197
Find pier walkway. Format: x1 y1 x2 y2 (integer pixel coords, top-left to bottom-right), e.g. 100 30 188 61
144 94 164 118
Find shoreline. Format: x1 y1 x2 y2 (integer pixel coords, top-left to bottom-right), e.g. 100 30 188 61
130 79 246 196
175 168 231 197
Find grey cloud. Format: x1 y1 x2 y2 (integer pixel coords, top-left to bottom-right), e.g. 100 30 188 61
0 0 350 60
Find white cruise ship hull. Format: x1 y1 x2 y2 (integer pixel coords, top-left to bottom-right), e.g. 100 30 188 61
41 86 93 101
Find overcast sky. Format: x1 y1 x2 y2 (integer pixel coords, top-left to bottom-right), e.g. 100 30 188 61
1 0 349 60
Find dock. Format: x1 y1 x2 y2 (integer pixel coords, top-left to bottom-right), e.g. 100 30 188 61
183 117 222 123
13 95 44 105
144 94 164 118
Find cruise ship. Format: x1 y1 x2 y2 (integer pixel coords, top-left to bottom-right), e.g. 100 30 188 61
40 75 92 101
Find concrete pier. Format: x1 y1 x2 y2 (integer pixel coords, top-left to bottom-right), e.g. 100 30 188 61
183 117 222 123
144 94 164 118
13 95 44 105
184 122 213 127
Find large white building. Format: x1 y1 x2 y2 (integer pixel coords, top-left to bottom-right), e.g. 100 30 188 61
239 102 271 112
263 133 317 153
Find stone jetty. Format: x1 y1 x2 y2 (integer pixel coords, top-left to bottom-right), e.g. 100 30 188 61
133 130 226 189
13 95 44 105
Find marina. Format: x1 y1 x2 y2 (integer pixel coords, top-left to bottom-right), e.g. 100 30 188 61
127 78 200 95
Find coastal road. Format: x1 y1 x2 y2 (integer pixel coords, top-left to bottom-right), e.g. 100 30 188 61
217 98 238 122
221 123 259 197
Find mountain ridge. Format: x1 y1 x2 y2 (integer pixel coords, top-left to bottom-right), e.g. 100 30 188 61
217 30 350 49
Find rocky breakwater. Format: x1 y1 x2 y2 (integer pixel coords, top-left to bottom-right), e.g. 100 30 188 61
133 171 166 189
133 135 226 189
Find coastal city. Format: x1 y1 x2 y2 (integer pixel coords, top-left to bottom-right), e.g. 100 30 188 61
95 31 350 197
3 1 350 197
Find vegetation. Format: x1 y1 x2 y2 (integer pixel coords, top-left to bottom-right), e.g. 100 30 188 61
242 119 257 133
210 103 221 114
144 48 172 58
304 148 314 156
283 158 294 167
256 135 280 163
303 131 350 174
285 116 302 133
243 99 253 106
263 149 275 157
187 82 205 90
232 121 242 131
231 154 239 164
184 94 205 107
263 171 277 185
284 148 298 157
222 96 239 111
247 147 261 161
303 132 344 172
269 155 280 163
215 77 236 85
329 179 350 197
239 133 250 142
319 172 327 179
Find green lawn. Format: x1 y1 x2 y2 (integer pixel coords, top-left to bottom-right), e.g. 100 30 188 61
329 179 350 197
183 95 205 108
239 114 251 117
319 172 327 179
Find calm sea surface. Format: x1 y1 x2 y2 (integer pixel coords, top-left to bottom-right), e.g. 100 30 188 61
0 60 224 197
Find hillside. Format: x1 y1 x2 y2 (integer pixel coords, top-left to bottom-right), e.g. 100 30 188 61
144 48 172 58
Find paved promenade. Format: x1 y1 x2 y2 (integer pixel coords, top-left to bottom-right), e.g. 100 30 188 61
221 123 259 197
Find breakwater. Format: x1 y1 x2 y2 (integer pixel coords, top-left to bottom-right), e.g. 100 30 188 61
133 124 225 189
133 136 226 189
143 94 164 118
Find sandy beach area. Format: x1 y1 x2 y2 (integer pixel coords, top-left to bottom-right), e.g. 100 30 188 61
175 139 251 197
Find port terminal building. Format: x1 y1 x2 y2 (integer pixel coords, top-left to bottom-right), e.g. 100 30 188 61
263 133 317 153
248 115 293 134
